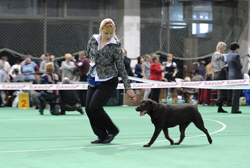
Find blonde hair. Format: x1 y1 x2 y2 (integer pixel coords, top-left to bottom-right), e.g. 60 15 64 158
216 42 226 52
99 18 118 41
184 76 191 82
45 63 54 72
167 53 173 58
65 53 72 59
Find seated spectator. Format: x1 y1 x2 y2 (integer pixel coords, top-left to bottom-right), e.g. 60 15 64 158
38 63 59 115
11 68 24 82
59 77 84 115
182 76 196 104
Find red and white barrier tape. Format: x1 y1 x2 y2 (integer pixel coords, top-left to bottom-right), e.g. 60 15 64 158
1 78 250 90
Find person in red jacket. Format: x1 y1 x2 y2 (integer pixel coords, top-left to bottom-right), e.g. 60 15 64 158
149 54 166 102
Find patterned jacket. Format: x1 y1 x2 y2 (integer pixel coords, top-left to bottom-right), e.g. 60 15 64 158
86 35 131 90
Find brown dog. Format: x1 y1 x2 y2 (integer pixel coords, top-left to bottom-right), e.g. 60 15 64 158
135 99 212 147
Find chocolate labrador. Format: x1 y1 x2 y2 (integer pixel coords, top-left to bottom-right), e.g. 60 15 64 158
135 99 212 147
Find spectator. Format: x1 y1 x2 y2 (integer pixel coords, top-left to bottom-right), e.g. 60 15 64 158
39 53 51 74
30 71 42 109
205 58 214 80
1 56 11 82
149 54 166 102
72 51 90 106
50 55 60 76
196 60 206 79
0 61 7 107
142 54 152 100
191 70 204 103
59 77 84 115
198 72 213 106
38 63 60 115
134 56 144 78
162 53 178 104
11 69 24 82
122 49 134 76
227 42 243 114
211 42 228 113
21 55 39 82
9 60 22 80
61 53 76 80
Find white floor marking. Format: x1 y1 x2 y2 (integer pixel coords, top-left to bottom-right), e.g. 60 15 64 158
0 119 226 153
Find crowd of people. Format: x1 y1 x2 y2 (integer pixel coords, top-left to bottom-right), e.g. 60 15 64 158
0 18 249 143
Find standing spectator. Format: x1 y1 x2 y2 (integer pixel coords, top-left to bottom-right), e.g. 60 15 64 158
162 54 178 104
134 56 144 78
196 60 206 79
50 55 60 76
211 42 228 113
9 60 22 80
72 51 90 106
59 77 84 115
227 42 243 114
38 63 60 115
142 54 151 100
85 18 136 144
1 56 11 82
61 53 76 80
122 49 134 76
39 53 52 74
149 54 166 102
21 55 39 82
0 61 7 107
205 58 214 80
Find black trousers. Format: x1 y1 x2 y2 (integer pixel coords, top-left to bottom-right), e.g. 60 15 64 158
150 88 160 103
78 75 88 106
231 90 241 112
85 76 119 140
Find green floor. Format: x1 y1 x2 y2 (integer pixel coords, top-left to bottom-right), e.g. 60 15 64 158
0 104 250 168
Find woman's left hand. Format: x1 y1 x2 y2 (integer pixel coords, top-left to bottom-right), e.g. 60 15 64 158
126 89 136 100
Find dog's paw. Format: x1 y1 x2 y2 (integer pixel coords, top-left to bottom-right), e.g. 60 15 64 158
143 143 151 147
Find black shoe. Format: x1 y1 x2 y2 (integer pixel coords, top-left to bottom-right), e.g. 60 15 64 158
77 109 84 115
91 138 103 144
231 111 242 114
218 107 228 113
103 132 119 144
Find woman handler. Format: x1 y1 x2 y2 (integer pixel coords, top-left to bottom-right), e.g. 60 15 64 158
85 18 135 144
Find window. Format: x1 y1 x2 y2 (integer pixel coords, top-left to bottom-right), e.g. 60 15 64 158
192 1 213 36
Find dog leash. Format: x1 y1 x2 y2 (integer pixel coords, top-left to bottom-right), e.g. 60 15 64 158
127 94 140 104
151 105 167 124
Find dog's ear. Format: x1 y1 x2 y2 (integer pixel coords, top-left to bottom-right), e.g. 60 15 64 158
149 99 158 111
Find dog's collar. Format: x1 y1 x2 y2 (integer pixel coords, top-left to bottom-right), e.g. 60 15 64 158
151 105 167 124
